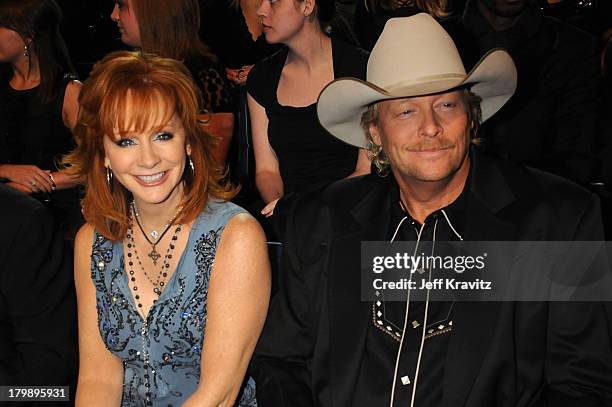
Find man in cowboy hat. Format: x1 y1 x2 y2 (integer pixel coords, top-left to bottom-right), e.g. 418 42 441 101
251 13 612 407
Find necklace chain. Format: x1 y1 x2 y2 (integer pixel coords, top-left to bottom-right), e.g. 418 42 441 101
131 202 182 265
126 221 181 313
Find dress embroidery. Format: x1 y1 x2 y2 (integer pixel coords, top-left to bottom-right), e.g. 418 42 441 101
91 202 257 406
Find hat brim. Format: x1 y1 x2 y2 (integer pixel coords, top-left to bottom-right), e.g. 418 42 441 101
317 48 517 148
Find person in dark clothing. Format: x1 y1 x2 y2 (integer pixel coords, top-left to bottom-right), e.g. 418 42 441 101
250 14 612 407
246 0 370 220
0 184 77 394
538 0 612 39
354 0 448 51
199 0 281 84
443 0 601 185
0 0 83 240
199 0 282 209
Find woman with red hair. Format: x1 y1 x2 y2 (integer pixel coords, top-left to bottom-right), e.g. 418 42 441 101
67 51 269 406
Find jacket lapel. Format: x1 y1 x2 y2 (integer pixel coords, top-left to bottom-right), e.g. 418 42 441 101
327 176 396 406
443 150 520 407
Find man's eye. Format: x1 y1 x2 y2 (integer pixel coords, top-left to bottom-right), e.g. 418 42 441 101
154 132 173 141
115 138 135 147
400 110 414 117
441 102 457 109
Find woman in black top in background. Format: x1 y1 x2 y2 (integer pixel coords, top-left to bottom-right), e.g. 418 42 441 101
247 0 370 218
0 0 82 239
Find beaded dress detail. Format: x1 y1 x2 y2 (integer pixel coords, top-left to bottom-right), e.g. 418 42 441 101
91 200 257 407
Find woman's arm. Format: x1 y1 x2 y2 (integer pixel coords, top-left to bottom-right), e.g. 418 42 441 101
49 170 80 190
200 112 235 164
62 80 82 130
183 213 271 406
74 224 124 407
52 80 84 190
247 93 284 204
346 148 372 178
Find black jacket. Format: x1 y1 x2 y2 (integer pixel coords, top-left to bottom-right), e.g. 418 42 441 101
251 150 612 406
0 185 77 391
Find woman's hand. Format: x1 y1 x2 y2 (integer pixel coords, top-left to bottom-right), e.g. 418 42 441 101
226 65 253 86
261 198 280 218
0 164 54 193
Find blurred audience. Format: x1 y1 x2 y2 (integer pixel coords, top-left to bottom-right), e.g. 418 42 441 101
199 0 282 205
110 0 235 163
445 0 601 185
539 0 612 39
59 0 124 79
200 0 280 83
355 0 449 50
0 0 83 240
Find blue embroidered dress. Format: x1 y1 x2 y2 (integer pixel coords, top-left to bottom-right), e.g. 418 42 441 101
90 200 257 407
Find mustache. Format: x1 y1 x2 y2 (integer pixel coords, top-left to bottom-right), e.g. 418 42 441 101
404 141 455 151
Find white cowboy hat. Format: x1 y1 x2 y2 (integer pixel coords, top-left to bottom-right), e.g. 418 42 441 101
317 13 517 148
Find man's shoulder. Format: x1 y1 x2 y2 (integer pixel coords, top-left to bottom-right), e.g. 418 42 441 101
0 185 47 225
0 186 57 272
286 174 385 230
541 15 598 54
322 173 388 209
492 155 598 221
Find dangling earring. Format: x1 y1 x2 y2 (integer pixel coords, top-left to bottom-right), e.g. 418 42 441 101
23 44 31 69
188 155 195 174
106 167 114 191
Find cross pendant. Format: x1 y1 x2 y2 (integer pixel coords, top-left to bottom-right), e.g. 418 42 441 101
148 246 161 265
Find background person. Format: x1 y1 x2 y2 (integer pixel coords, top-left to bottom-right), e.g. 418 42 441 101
354 0 449 51
246 0 371 219
0 0 83 239
444 0 601 185
67 51 270 406
199 0 280 87
110 0 235 164
199 0 283 208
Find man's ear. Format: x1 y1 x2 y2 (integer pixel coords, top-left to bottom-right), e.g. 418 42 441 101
369 121 382 147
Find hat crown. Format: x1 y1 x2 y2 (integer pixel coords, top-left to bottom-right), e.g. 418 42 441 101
316 13 517 149
368 14 467 90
